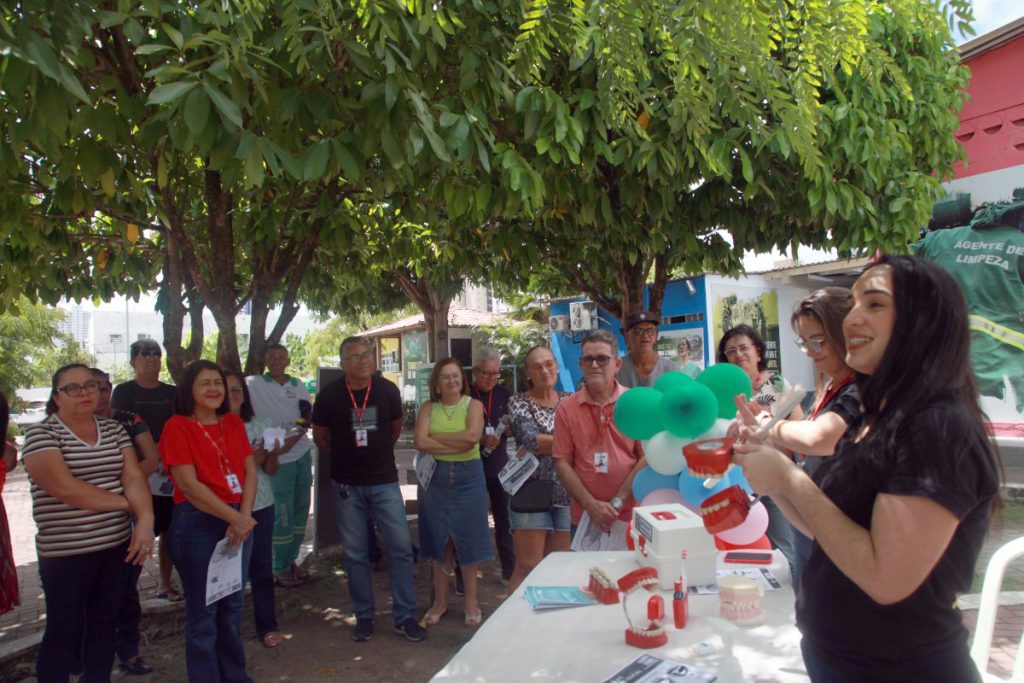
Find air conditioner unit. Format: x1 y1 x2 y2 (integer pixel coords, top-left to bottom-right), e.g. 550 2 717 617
549 315 570 333
569 301 598 332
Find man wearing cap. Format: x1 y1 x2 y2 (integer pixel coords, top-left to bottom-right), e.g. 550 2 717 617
617 310 678 388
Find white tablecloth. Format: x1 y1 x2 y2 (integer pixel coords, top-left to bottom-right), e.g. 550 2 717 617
430 551 808 683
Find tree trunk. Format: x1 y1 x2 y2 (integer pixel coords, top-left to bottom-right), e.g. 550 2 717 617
391 270 457 363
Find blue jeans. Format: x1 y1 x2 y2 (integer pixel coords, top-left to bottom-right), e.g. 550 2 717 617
332 481 417 625
37 543 128 683
250 505 278 637
168 502 253 683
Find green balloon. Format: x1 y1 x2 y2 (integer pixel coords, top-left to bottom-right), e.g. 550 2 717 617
696 363 753 419
658 382 719 438
653 371 692 394
613 387 664 441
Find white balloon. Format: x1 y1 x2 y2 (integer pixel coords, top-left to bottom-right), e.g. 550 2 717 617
701 418 733 440
644 431 693 475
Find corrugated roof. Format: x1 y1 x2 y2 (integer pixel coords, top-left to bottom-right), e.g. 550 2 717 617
752 255 870 277
361 305 512 337
959 16 1024 61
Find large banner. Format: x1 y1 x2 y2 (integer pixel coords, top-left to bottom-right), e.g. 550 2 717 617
655 328 706 378
708 283 782 375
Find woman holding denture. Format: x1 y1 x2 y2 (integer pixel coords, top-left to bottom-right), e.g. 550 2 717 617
734 255 1000 682
733 288 860 588
718 324 801 573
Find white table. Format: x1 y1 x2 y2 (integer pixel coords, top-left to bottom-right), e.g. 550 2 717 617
430 551 808 683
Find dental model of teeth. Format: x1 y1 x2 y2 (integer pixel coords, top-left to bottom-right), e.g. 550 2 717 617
718 575 765 627
586 566 620 605
682 438 735 483
617 567 668 649
698 485 751 534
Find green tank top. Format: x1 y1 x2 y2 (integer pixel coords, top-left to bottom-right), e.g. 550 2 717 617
428 396 479 462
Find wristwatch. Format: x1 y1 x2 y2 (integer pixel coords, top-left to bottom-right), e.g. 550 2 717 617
610 496 624 511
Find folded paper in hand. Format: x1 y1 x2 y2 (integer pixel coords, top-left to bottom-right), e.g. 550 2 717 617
261 427 287 451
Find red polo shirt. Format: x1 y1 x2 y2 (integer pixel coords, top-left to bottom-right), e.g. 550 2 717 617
552 381 640 524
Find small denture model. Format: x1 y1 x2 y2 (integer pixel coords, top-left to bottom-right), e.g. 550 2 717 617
683 438 735 482
699 485 751 534
718 575 765 627
618 567 668 649
586 566 620 605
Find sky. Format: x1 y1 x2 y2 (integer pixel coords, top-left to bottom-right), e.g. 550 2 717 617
958 0 1024 44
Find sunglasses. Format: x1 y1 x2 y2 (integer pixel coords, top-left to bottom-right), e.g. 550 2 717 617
580 355 613 367
135 350 162 358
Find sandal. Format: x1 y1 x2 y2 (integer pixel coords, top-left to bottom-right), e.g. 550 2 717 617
155 587 184 602
464 609 483 628
421 607 447 626
262 632 284 648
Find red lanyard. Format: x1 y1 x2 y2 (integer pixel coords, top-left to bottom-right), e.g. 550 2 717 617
472 387 494 423
192 417 237 480
588 402 613 452
810 375 855 420
346 379 372 427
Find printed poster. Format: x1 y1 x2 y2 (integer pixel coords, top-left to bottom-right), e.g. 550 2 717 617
709 283 782 375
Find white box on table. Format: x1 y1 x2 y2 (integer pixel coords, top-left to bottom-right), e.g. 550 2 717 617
631 503 717 590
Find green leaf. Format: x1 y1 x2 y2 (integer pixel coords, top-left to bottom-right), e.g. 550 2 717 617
161 22 183 49
202 82 243 129
302 141 329 181
134 44 176 56
738 149 753 184
99 168 116 197
183 88 210 136
333 142 362 182
475 183 492 210
146 81 197 106
25 33 62 81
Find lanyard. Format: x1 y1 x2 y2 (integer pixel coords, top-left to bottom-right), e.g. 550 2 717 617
192 417 237 480
810 375 855 420
346 379 372 428
472 387 494 423
588 402 614 453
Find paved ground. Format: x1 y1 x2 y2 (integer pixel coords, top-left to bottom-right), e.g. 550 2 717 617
3 437 1024 679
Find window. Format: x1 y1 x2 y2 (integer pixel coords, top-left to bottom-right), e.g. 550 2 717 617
136 333 151 341
109 334 123 345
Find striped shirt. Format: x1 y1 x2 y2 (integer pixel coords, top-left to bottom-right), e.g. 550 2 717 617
22 415 132 558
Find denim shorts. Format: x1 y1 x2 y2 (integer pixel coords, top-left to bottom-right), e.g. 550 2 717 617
510 505 571 533
418 459 494 566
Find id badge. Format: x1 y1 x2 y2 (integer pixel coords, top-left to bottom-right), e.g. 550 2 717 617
485 426 496 437
355 429 369 447
594 451 609 474
225 473 242 494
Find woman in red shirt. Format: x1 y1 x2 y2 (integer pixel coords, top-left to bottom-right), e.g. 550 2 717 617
159 361 256 683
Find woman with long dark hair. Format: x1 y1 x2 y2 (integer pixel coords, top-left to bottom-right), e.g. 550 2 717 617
21 364 153 683
159 361 257 683
735 255 1001 681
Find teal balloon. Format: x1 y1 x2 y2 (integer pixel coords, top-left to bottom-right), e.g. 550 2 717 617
696 364 753 419
653 371 692 394
613 387 664 440
658 382 718 438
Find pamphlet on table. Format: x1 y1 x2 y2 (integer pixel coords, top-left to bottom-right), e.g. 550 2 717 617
523 585 596 610
602 653 717 682
688 567 782 595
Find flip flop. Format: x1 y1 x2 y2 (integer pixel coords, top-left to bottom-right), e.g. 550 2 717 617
262 632 284 648
155 588 185 602
421 607 447 626
464 610 483 628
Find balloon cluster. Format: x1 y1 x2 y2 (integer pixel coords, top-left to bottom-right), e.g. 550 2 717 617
614 366 769 546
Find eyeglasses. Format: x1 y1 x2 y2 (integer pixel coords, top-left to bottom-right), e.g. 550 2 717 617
135 350 161 358
473 367 500 378
528 360 558 373
723 344 752 358
228 386 245 395
343 351 373 363
795 337 827 354
58 380 101 397
630 327 658 338
580 355 613 367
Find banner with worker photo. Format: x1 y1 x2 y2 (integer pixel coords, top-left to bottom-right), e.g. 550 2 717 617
707 284 782 375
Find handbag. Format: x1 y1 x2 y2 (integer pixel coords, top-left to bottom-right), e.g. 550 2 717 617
510 478 554 513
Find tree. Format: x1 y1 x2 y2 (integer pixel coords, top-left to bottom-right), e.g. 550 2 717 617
0 298 90 399
483 0 974 320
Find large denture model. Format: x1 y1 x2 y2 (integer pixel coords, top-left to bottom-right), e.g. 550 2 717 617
586 566 620 605
699 484 751 534
718 575 765 626
683 438 734 483
617 567 668 649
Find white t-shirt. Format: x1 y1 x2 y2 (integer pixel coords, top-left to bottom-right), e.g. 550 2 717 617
245 374 311 465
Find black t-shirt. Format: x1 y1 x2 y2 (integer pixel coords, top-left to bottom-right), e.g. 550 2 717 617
797 401 999 680
470 383 511 476
312 376 403 486
110 381 176 442
800 380 860 478
110 409 151 462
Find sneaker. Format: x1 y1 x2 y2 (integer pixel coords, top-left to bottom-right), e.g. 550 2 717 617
351 618 374 642
394 617 427 642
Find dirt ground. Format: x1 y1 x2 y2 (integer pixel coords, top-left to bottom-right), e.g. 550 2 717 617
121 544 508 683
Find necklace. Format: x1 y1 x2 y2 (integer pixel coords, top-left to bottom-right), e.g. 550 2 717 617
439 398 461 420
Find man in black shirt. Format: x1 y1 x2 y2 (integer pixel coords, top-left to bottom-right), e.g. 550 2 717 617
312 337 425 644
469 347 514 585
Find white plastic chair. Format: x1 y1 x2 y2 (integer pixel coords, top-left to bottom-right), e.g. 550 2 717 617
971 536 1024 681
